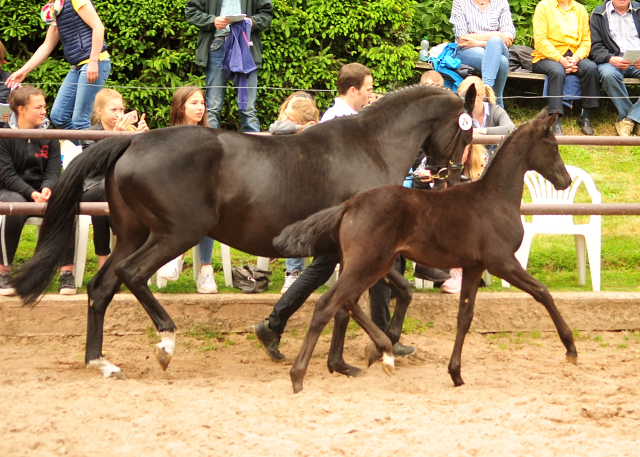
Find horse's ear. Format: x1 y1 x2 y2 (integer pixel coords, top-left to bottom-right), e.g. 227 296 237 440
543 112 559 130
533 107 549 120
463 84 476 113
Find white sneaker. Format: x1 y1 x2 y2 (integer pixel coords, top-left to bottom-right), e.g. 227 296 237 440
441 268 462 294
158 256 184 282
280 270 301 294
197 265 218 294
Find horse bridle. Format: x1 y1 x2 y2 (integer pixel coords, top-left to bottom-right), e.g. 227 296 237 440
409 127 465 183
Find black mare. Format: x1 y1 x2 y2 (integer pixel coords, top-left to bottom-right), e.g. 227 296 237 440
11 84 476 379
274 110 578 393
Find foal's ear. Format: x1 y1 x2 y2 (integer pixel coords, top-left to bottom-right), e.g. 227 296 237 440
463 84 476 113
543 112 559 131
533 107 549 120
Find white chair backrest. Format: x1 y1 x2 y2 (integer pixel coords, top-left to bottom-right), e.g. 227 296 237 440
524 165 601 226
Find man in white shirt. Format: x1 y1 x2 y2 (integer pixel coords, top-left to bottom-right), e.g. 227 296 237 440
254 62 416 363
321 63 373 122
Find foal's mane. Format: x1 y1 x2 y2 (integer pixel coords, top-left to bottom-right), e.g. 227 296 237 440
479 116 539 179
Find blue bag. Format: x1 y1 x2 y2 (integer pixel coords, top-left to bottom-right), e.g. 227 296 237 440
427 43 463 91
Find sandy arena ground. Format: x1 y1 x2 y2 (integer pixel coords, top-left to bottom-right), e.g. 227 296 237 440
1 326 639 456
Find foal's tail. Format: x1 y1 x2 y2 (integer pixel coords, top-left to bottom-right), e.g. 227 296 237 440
273 205 348 258
11 136 134 305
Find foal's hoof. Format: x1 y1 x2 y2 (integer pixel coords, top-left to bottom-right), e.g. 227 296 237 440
365 341 381 368
381 352 395 376
328 360 364 378
155 346 173 371
566 354 578 365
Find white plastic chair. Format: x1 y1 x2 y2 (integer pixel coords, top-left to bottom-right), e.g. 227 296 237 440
502 165 601 291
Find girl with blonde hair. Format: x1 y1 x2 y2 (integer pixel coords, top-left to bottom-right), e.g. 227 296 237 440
457 76 514 136
81 88 148 269
268 91 320 292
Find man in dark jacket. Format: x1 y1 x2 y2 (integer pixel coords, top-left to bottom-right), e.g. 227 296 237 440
590 0 640 136
185 0 272 132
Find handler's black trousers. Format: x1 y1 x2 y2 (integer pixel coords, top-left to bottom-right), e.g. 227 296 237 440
266 255 402 335
0 190 75 266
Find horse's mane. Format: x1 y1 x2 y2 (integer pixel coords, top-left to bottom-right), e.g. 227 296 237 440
479 116 539 179
359 84 460 117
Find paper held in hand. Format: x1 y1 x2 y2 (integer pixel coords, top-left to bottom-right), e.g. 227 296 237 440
622 50 640 63
225 14 246 23
0 103 12 118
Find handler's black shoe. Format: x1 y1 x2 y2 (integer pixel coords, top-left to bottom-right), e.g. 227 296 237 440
254 320 285 362
0 272 16 296
414 265 451 282
392 342 416 358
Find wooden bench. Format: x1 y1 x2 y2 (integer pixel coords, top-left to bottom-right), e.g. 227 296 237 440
415 60 640 85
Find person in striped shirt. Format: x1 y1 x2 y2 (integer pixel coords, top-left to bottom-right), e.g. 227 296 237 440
450 0 516 107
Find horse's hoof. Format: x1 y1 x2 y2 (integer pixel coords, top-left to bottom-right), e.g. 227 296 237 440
155 331 176 371
453 378 465 387
381 351 395 376
87 357 126 379
111 371 128 380
566 354 578 365
155 346 173 371
365 341 381 368
328 360 364 378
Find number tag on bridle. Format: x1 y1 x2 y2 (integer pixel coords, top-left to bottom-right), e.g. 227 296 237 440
458 113 473 131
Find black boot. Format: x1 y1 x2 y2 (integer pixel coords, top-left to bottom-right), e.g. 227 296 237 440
253 320 285 362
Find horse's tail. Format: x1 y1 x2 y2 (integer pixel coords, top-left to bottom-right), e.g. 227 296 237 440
11 136 134 305
273 205 348 258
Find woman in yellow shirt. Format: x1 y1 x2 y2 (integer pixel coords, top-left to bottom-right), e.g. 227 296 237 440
532 0 599 135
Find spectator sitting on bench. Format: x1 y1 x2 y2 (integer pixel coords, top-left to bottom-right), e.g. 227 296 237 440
0 86 76 296
532 0 600 136
450 0 515 107
590 0 640 136
420 70 445 87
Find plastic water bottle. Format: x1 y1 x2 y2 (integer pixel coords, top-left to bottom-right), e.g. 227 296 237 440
419 37 429 61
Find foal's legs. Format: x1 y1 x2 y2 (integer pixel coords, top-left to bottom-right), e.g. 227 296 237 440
489 257 577 363
290 275 394 393
448 265 484 386
327 308 364 377
365 269 414 367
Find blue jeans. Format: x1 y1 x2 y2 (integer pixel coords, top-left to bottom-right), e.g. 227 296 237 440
285 258 305 274
50 59 111 130
198 236 214 265
205 40 260 132
598 63 640 123
456 36 509 107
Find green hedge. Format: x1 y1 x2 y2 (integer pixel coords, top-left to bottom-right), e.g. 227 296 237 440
0 0 418 129
0 0 607 129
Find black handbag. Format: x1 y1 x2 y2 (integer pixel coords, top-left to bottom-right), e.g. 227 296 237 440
231 264 271 293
